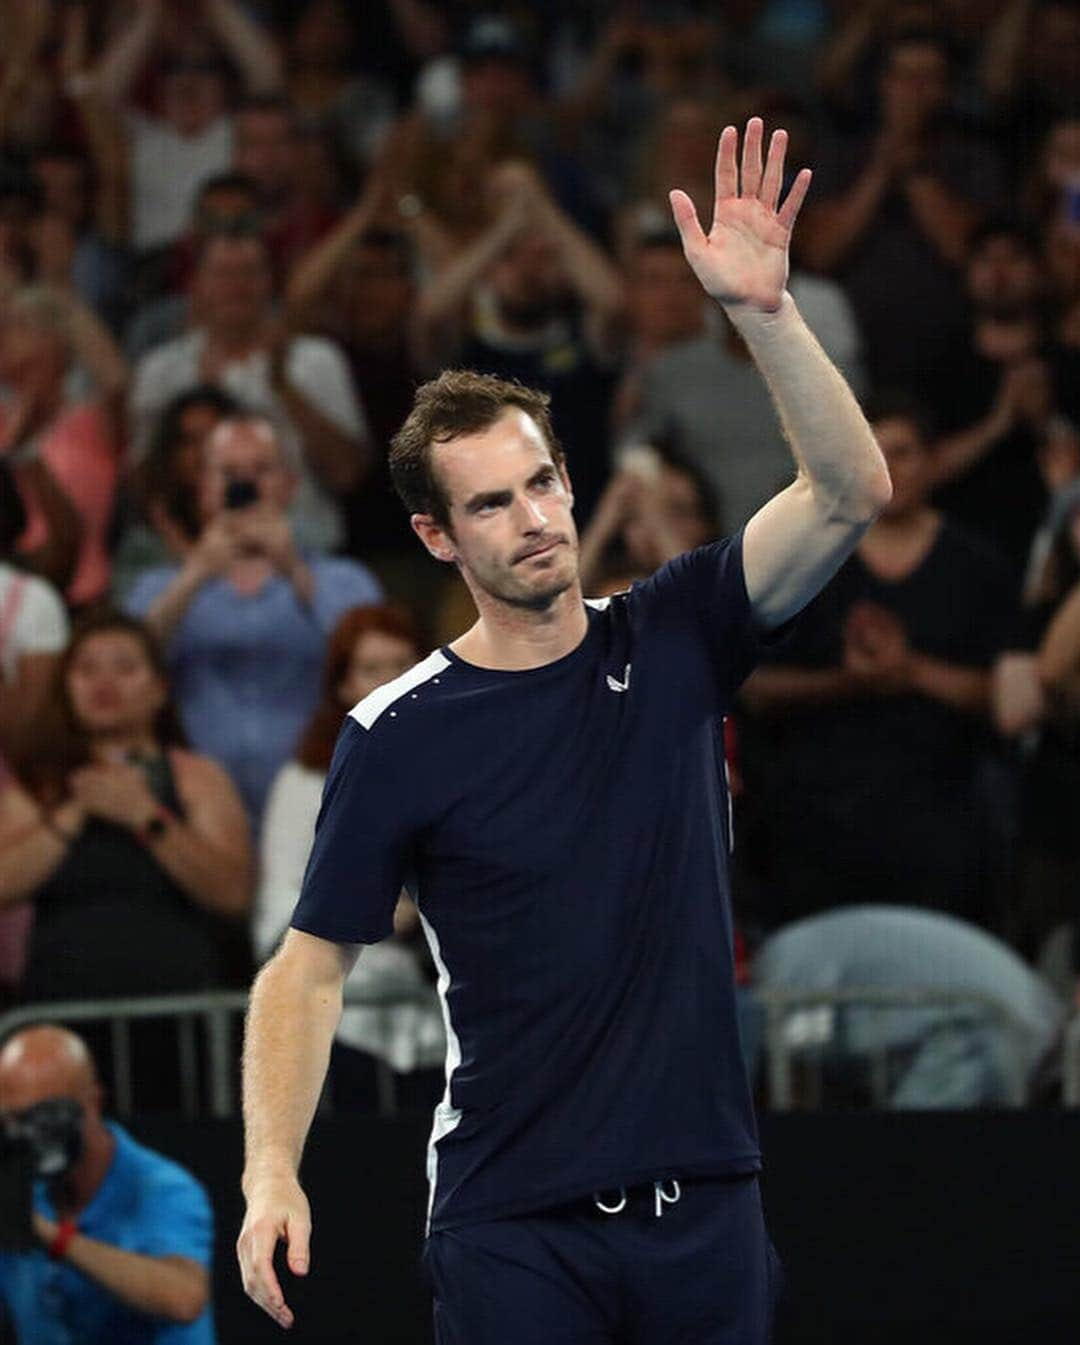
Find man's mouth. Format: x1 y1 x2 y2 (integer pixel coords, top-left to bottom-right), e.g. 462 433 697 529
514 538 564 564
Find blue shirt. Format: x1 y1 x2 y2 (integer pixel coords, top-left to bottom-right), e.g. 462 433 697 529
0 1122 214 1345
292 535 767 1232
126 557 382 824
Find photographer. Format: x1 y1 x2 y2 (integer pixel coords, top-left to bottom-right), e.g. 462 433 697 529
126 413 381 826
0 1024 214 1342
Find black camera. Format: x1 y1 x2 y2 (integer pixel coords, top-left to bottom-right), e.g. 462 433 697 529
224 478 259 510
0 1099 83 1251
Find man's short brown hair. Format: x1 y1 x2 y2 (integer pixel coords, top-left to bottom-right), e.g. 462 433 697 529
389 369 565 528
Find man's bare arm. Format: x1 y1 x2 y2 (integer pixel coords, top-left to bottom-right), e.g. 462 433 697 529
670 119 891 631
238 928 359 1331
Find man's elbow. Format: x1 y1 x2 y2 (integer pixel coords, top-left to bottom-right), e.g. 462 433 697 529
165 1277 209 1324
841 463 892 524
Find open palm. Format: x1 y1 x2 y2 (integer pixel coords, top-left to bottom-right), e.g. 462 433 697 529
670 118 812 313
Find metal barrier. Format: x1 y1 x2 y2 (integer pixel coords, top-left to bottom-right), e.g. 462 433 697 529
0 985 1061 1116
0 983 436 1120
1063 1014 1080 1106
755 986 1038 1109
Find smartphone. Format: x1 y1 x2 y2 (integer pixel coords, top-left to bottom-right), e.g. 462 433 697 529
224 478 258 510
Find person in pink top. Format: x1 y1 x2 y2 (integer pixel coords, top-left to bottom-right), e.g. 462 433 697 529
0 286 128 607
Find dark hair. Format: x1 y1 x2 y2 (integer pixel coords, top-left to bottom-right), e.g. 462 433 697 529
296 604 421 772
15 610 186 806
882 24 956 68
191 223 273 275
968 214 1042 260
235 92 298 128
864 388 934 442
0 461 28 557
390 370 565 527
138 385 242 538
196 171 259 206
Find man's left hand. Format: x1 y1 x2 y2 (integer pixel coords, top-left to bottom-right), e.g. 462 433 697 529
669 117 811 313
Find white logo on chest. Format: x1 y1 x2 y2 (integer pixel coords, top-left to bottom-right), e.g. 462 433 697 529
606 663 631 693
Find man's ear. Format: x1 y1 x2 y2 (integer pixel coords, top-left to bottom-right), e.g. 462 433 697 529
411 514 458 564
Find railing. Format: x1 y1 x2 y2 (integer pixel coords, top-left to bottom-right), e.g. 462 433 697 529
0 983 436 1120
0 985 1062 1117
755 986 1037 1108
1063 1014 1080 1106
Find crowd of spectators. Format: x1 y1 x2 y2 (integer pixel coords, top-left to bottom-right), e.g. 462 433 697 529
0 0 1077 1118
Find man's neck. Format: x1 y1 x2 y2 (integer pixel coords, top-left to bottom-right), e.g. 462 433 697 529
55 1124 115 1220
205 323 261 359
451 583 589 671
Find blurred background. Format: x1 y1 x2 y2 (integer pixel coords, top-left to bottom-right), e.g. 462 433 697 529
0 0 1078 1340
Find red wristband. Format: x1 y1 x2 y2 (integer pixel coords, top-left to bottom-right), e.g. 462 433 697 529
48 1219 78 1260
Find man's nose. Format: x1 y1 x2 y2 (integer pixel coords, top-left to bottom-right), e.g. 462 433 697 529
516 494 548 531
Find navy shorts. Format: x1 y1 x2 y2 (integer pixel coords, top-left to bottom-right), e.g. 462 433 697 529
424 1174 783 1345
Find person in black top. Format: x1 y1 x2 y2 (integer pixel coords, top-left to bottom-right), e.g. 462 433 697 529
739 396 1016 929
237 119 892 1343
0 609 253 1108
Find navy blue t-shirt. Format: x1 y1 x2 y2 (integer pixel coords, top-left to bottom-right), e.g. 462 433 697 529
292 533 767 1232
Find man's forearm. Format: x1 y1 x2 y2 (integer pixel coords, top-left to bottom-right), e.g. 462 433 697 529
729 293 886 515
144 560 207 645
44 1228 206 1323
740 665 862 715
275 379 367 494
205 0 283 92
908 654 990 715
242 951 343 1189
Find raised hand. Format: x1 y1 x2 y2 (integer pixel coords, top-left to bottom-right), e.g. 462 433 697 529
669 118 812 313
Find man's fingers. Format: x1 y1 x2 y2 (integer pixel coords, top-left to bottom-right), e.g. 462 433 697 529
740 117 764 199
760 128 788 211
668 190 706 256
777 167 813 232
286 1212 311 1276
713 124 738 212
238 1221 294 1330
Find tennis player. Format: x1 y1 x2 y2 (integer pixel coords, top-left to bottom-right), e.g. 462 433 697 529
237 119 891 1343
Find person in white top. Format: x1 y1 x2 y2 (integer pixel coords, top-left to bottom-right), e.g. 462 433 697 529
256 602 444 1111
130 230 369 553
79 0 283 253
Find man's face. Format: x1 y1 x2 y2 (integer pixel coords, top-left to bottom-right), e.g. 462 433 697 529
967 235 1042 315
233 110 298 206
628 245 705 346
880 42 950 122
200 420 293 521
489 232 563 328
163 66 227 138
342 243 415 345
0 315 65 390
873 417 930 519
415 409 579 612
624 464 711 569
193 236 272 332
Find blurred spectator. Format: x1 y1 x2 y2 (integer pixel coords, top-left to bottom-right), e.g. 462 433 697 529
0 286 126 606
232 93 341 275
277 0 398 170
610 228 711 433
798 24 1004 389
1021 114 1080 227
0 609 252 1107
0 0 76 155
1045 211 1080 352
578 445 718 595
994 462 1080 957
84 0 283 256
130 227 370 552
0 463 68 756
980 0 1080 172
256 603 444 1113
125 413 381 824
123 171 262 360
630 268 864 535
753 906 1065 1108
286 176 427 565
0 1024 215 1341
415 158 624 519
111 384 240 603
738 396 1015 928
925 217 1080 574
27 142 129 335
